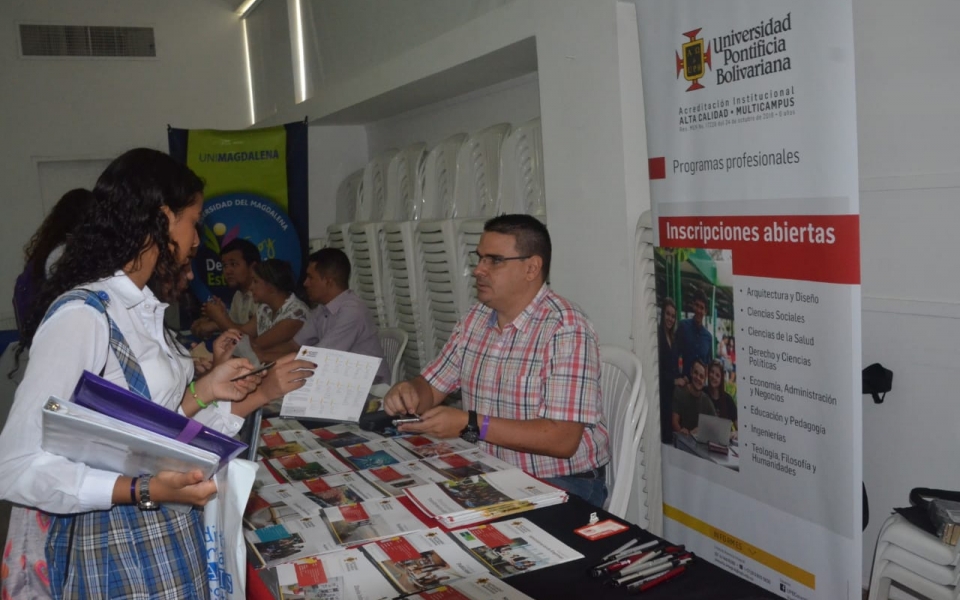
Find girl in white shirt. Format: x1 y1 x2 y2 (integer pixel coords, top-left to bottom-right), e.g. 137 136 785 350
0 148 312 600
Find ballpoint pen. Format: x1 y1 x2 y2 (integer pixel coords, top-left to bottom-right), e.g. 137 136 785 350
615 554 692 586
602 537 642 560
629 564 688 594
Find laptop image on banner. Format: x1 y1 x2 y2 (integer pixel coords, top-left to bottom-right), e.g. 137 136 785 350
694 414 733 446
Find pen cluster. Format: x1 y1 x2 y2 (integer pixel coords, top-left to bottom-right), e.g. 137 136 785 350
588 537 693 594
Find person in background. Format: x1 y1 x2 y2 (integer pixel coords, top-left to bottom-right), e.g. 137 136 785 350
383 214 609 508
705 359 738 430
658 296 685 441
13 188 95 335
0 148 313 599
191 237 260 338
257 248 389 383
675 288 714 379
671 359 715 436
204 258 309 358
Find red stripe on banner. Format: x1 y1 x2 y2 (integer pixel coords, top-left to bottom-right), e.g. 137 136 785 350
649 157 666 180
658 214 860 284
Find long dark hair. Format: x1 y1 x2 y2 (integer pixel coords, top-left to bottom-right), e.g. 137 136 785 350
254 259 298 296
19 148 204 352
23 188 96 279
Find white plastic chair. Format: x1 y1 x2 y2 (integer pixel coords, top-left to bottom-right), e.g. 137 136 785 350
599 345 647 520
377 328 408 385
385 143 427 222
334 169 363 225
497 117 545 217
867 513 960 600
449 123 511 219
415 133 466 221
356 149 398 223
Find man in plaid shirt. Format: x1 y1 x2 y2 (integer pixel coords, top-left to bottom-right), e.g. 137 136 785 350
384 214 610 507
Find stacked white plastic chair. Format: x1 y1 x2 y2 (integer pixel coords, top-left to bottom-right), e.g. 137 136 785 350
599 345 649 520
448 123 511 220
629 211 661 532
327 169 363 291
497 117 546 218
867 512 960 600
347 149 399 329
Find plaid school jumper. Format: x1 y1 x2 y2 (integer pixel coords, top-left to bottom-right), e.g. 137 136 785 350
39 290 207 600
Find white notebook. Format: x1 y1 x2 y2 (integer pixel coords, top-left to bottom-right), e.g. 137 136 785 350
41 397 221 478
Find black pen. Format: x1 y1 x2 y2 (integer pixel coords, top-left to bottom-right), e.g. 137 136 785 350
229 360 276 382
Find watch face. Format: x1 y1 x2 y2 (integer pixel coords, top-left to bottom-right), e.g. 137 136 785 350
461 430 479 444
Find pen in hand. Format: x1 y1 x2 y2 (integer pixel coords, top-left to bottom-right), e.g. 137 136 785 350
229 360 276 382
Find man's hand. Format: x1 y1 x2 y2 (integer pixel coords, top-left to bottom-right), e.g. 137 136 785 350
397 406 469 439
191 317 219 338
383 381 421 416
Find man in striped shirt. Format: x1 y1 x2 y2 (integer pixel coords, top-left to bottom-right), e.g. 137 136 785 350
384 214 609 507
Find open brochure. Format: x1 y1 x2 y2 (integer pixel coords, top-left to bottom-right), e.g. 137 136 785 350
273 549 397 600
245 515 340 569
403 573 536 600
360 528 491 595
331 439 418 471
266 448 354 483
357 460 454 497
451 518 583 578
280 346 382 422
403 469 566 527
390 434 479 459
323 497 426 547
421 449 517 481
255 473 387 519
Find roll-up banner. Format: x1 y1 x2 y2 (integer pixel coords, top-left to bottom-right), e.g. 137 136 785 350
168 122 309 309
635 3 861 599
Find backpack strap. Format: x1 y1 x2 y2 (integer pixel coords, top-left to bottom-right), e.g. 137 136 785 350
42 290 151 400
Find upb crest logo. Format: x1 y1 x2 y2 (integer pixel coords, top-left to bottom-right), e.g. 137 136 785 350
676 28 712 91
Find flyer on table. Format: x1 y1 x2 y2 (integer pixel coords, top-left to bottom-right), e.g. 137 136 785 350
635 2 861 599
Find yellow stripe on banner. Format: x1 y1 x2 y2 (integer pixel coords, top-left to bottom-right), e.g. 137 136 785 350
663 503 816 589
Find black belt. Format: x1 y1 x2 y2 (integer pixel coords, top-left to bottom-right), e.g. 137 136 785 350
569 465 606 480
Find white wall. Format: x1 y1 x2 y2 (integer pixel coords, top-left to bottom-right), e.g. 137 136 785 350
307 124 368 245
0 0 249 327
854 0 960 585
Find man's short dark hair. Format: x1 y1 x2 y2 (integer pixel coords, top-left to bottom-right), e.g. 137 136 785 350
308 248 351 289
691 288 708 307
220 238 261 266
483 214 551 281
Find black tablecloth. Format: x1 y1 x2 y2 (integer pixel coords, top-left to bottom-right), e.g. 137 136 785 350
504 499 778 600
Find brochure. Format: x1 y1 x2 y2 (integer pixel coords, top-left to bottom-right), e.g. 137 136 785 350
273 549 397 600
390 434 478 459
403 573 536 600
322 497 426 547
280 346 382 422
267 448 354 483
245 515 340 569
360 528 490 595
257 473 387 519
421 449 516 481
357 460 454 497
259 429 326 460
309 423 384 449
451 518 583 578
332 439 418 471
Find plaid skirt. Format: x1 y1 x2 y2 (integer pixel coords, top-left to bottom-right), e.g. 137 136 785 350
45 504 208 600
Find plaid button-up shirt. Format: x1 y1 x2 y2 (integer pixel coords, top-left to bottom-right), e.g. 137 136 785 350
422 285 609 478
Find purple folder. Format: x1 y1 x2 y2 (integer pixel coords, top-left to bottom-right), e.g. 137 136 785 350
71 370 247 468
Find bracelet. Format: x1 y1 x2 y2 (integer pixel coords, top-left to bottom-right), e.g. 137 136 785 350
479 414 491 441
189 380 216 409
130 477 139 504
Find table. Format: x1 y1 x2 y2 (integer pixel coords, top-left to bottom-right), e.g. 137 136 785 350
247 495 777 600
675 432 740 471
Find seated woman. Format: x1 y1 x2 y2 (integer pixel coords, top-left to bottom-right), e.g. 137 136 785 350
208 258 309 358
671 359 715 436
705 359 738 430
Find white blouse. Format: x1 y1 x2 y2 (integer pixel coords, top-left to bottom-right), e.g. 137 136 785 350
0 272 243 514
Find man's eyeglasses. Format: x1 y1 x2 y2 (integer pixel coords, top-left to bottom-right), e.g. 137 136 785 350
471 250 531 268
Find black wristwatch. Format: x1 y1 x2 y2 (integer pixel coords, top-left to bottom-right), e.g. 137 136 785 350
137 474 160 511
460 410 480 443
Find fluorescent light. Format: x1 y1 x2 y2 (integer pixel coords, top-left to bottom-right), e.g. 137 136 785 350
242 18 256 124
294 0 306 103
235 0 263 18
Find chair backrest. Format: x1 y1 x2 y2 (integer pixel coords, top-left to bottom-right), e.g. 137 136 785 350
599 345 646 520
377 327 408 385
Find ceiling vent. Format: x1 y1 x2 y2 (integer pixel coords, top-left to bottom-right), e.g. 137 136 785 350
19 24 156 58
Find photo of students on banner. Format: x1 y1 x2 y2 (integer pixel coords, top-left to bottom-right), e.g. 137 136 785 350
656 247 738 469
